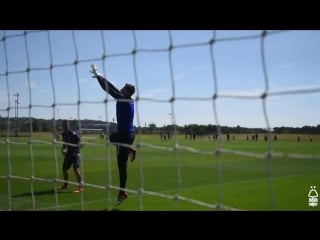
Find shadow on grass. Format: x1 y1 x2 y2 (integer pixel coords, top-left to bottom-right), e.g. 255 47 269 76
111 208 120 211
13 189 71 198
100 208 121 211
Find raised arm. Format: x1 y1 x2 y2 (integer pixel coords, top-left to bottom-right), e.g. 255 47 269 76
90 64 123 99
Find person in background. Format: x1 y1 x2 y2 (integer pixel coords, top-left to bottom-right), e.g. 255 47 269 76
57 120 84 193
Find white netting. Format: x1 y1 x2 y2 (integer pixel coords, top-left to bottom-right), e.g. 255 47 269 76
1 30 320 211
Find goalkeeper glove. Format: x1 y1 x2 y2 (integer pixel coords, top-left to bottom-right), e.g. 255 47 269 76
90 64 102 78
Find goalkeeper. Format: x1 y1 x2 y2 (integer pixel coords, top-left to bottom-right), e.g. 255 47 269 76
90 64 136 206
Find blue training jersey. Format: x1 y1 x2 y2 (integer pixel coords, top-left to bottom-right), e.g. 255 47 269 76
116 100 134 133
96 75 135 133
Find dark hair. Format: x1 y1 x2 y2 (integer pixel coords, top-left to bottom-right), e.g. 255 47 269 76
62 120 69 128
126 84 135 96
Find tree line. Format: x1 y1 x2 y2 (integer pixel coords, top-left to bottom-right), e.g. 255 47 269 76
1 117 320 136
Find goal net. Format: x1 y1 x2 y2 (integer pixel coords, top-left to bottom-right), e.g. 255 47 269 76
1 30 320 211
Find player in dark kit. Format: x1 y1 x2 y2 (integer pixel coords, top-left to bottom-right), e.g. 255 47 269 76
57 120 84 193
90 64 136 206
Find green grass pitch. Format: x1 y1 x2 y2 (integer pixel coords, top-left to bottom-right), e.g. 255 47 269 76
1 133 320 211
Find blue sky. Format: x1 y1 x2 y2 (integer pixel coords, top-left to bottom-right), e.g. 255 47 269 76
1 30 320 129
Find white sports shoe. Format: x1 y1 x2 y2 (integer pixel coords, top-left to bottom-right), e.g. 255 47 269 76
115 191 128 206
90 64 102 78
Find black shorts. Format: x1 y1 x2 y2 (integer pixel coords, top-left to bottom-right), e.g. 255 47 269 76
109 132 135 147
63 154 80 170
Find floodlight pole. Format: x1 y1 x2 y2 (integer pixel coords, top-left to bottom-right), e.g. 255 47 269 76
14 93 19 137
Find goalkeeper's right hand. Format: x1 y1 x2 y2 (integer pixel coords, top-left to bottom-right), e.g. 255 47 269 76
61 148 67 156
90 64 102 78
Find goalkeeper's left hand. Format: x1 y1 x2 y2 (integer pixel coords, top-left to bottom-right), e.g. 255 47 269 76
90 64 102 78
73 149 80 157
